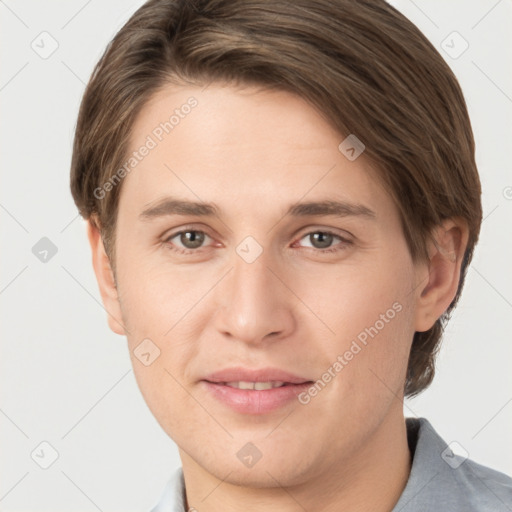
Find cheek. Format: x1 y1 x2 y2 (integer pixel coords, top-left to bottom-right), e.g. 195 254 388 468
115 244 202 336
299 252 413 342
128 357 196 440
114 249 203 406
301 253 415 396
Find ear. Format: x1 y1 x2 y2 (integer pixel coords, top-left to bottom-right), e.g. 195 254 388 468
86 217 126 336
414 217 469 332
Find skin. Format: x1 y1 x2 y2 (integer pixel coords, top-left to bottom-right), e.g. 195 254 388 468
87 82 468 512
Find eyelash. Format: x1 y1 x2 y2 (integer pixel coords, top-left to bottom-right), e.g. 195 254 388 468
162 227 353 255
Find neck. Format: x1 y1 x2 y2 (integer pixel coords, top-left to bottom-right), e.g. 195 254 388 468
180 407 411 512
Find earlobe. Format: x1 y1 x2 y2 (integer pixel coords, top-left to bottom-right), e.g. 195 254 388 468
86 217 126 336
414 218 469 332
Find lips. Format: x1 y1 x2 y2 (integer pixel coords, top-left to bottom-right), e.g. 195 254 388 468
201 367 314 414
203 367 311 385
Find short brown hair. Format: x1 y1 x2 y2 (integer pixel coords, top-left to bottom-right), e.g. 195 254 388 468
70 0 482 397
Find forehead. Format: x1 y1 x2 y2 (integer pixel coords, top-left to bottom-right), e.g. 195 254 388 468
119 82 391 220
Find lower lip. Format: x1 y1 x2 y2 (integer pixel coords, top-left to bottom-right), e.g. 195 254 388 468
201 381 313 414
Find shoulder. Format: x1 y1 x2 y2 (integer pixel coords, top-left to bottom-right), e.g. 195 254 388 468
447 452 512 511
392 417 512 512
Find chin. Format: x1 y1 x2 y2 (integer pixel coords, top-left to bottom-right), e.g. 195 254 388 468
194 446 317 489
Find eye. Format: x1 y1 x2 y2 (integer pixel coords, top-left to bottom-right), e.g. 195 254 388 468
164 229 213 253
295 230 352 253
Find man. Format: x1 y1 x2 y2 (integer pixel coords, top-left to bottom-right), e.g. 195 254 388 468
70 0 512 510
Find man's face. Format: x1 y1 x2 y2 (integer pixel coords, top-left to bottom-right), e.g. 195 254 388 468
108 83 424 486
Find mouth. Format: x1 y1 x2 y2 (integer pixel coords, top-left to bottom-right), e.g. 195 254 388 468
200 367 314 414
202 367 312 385
215 380 292 390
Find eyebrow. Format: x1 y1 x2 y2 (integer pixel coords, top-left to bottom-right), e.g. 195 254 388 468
138 197 376 222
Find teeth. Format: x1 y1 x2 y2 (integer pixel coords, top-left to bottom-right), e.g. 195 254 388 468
224 381 285 390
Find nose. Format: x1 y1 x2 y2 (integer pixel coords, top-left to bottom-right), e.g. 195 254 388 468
213 247 295 346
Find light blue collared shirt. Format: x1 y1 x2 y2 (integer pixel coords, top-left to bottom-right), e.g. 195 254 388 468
150 417 512 511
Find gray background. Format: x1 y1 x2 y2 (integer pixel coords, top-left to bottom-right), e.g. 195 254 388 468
1 0 511 510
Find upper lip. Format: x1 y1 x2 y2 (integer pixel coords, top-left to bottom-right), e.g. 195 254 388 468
203 367 312 384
